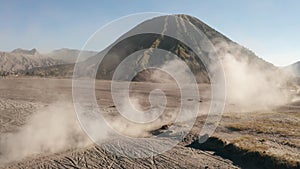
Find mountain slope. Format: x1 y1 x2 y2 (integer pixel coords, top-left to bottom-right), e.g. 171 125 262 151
286 61 300 77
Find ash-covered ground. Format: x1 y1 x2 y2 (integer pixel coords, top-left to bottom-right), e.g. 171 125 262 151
0 78 299 169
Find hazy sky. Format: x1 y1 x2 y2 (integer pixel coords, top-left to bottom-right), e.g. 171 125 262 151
0 0 299 66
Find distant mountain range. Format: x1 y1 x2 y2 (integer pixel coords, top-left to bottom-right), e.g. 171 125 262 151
0 48 60 73
0 48 96 75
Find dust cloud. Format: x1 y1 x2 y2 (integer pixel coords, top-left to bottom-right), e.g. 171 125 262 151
147 43 292 112
149 59 196 84
0 102 91 164
216 40 292 111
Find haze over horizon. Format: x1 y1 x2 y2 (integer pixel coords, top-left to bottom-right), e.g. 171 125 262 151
0 0 299 66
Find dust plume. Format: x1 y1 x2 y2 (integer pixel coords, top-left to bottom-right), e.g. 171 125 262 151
108 93 176 137
149 59 196 84
216 40 291 111
0 102 91 164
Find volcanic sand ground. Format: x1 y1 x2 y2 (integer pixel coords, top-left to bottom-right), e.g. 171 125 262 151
0 78 299 168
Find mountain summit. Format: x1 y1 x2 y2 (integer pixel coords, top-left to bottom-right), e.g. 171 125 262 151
73 14 277 83
11 48 39 55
